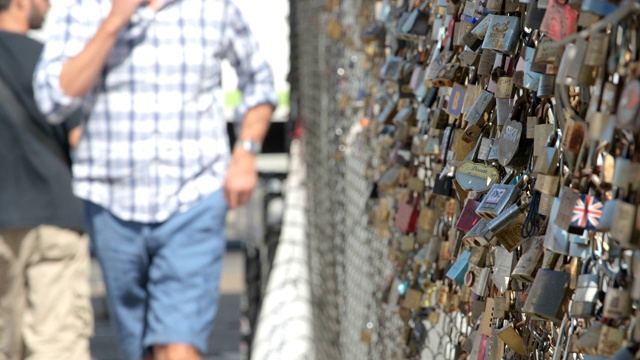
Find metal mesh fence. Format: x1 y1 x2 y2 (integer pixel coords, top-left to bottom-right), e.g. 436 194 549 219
290 2 471 359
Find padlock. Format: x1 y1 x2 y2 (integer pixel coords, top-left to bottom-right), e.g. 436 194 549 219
600 200 639 248
476 183 522 220
478 49 498 77
470 14 492 39
424 49 454 84
399 235 416 252
608 347 638 360
570 259 601 319
479 298 495 336
402 286 424 309
537 73 555 97
446 83 466 118
534 36 560 65
486 0 504 12
581 0 618 16
497 118 532 169
539 0 578 42
465 90 495 127
495 98 513 127
477 136 494 161
597 324 625 356
395 193 421 234
584 32 609 67
495 77 514 99
461 24 483 51
544 196 575 255
461 0 477 22
481 15 521 55
455 160 500 194
522 269 571 323
486 328 505 360
520 46 542 91
460 49 480 68
492 245 515 292
511 236 544 283
616 79 640 132
469 246 488 267
432 63 466 88
463 218 494 247
465 263 491 296
456 198 482 232
489 210 528 252
445 249 471 286
524 0 546 29
534 173 560 197
497 323 526 356
631 251 640 301
602 288 631 319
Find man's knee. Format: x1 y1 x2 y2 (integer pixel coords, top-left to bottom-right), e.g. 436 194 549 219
153 343 201 360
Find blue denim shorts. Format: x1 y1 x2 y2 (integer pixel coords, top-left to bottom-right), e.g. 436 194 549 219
84 190 227 360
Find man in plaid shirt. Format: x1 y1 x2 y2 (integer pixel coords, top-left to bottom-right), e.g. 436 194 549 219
34 0 277 358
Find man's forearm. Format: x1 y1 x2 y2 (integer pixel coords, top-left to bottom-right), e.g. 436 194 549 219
59 17 124 97
231 103 274 159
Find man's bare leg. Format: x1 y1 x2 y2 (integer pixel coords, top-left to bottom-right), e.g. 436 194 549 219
153 344 201 360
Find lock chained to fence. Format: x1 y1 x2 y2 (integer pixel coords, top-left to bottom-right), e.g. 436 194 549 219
336 0 640 358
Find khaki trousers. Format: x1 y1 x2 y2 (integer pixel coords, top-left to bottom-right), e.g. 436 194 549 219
0 225 93 360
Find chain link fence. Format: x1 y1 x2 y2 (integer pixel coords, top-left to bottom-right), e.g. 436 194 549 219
289 2 471 359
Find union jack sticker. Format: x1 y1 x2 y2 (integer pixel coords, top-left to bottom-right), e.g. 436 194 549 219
571 194 603 230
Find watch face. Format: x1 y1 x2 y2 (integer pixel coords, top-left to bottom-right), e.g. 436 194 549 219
237 140 260 154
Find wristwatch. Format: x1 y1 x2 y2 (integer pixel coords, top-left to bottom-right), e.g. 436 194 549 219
235 139 262 155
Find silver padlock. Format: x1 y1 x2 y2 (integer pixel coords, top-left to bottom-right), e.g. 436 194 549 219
463 218 494 247
476 183 522 220
465 263 491 296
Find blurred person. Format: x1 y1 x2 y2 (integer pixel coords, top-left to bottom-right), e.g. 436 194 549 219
33 0 276 359
0 0 93 359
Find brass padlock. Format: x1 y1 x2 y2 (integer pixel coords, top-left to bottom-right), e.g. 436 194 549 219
497 323 526 356
511 236 544 283
597 324 625 357
402 286 424 310
399 235 416 252
522 269 571 323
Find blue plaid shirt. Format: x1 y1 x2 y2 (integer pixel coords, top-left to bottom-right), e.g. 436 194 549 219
34 0 277 223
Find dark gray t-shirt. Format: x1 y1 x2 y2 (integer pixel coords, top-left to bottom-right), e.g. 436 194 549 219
0 31 83 231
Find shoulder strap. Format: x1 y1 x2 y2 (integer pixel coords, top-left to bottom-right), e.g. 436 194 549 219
0 75 69 165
